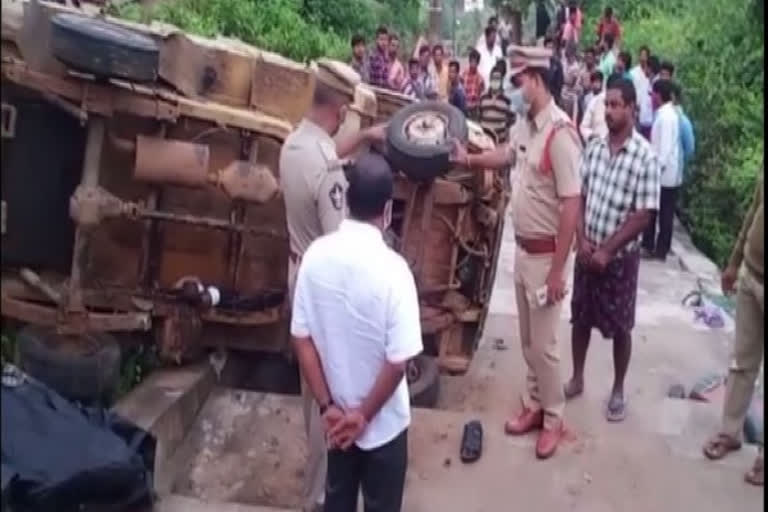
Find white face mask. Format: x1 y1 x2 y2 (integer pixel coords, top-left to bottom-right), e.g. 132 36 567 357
490 79 502 91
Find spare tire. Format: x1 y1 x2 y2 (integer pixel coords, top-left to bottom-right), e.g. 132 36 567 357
17 325 121 404
50 13 159 82
407 355 440 408
386 101 468 181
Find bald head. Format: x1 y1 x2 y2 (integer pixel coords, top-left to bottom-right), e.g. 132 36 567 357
345 152 393 221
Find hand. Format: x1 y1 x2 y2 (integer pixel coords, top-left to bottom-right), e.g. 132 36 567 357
721 265 739 295
589 247 612 272
577 237 595 265
450 138 469 166
322 404 344 432
545 268 566 305
328 409 368 450
364 123 387 144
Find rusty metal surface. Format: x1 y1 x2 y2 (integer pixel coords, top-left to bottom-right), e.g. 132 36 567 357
0 295 151 332
0 14 508 369
134 135 211 186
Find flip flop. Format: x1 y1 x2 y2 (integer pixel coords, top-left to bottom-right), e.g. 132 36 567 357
606 394 626 422
460 420 483 463
745 456 764 486
703 433 742 460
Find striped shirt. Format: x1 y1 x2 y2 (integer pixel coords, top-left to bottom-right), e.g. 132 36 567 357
479 92 513 144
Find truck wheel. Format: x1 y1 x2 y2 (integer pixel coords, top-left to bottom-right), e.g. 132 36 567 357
408 355 440 408
386 101 468 182
50 13 159 82
17 325 121 404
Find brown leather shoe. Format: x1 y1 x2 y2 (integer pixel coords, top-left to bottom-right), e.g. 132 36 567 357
535 420 564 459
504 408 544 435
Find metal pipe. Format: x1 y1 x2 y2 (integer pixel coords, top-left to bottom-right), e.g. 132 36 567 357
131 205 284 238
67 117 105 313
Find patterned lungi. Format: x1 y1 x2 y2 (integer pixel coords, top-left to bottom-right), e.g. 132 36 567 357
571 250 641 339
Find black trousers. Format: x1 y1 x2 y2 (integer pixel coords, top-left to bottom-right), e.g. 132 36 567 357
324 429 408 512
642 186 679 258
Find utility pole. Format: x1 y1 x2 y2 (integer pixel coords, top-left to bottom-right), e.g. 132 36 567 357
428 0 443 45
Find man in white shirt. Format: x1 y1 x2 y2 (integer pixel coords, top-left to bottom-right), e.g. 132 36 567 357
642 79 680 262
476 25 504 88
291 152 423 512
630 45 653 139
579 70 608 142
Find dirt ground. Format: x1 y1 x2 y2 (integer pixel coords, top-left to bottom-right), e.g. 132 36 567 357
163 212 763 511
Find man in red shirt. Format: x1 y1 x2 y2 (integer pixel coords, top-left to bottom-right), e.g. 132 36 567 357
596 7 621 48
460 49 486 120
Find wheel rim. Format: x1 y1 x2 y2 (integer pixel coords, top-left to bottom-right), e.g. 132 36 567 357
401 111 449 146
406 358 421 384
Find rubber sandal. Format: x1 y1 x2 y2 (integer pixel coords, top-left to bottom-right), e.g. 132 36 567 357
702 433 741 460
606 395 626 422
460 420 483 463
745 456 764 486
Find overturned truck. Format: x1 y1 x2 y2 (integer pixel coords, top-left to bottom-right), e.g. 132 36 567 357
0 0 508 405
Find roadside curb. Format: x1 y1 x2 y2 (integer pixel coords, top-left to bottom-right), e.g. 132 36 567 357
671 217 721 292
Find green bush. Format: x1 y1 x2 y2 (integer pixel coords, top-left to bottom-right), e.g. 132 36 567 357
113 0 424 63
584 0 764 267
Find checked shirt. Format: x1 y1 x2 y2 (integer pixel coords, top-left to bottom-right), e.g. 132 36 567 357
581 129 661 255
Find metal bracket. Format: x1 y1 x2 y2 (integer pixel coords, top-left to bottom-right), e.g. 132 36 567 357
1 103 17 138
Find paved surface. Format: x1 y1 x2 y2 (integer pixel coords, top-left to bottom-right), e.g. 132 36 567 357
163 210 763 511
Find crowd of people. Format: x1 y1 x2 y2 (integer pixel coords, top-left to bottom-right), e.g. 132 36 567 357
280 4 761 512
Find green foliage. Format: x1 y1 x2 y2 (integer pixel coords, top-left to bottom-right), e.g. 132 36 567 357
114 344 160 400
584 0 764 267
113 0 424 63
1 331 17 366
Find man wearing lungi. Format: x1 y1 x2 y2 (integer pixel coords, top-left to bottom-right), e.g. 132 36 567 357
563 74 660 421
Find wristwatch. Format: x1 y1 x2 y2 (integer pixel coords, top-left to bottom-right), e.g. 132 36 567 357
319 399 335 415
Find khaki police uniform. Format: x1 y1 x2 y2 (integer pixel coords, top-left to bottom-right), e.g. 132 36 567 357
279 59 360 511
507 46 582 429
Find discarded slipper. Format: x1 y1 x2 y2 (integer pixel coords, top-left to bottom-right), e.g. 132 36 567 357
667 383 686 399
460 420 483 463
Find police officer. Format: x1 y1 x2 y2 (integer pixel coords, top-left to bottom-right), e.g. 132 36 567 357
279 59 384 512
452 45 582 460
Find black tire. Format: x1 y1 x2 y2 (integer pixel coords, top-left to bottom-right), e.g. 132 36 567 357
17 325 121 404
408 355 440 408
50 13 159 82
386 101 468 182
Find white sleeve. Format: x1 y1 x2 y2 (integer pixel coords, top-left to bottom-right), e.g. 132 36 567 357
290 258 311 338
385 260 423 363
655 111 677 173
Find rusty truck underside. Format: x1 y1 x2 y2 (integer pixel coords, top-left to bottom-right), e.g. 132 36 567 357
0 0 508 374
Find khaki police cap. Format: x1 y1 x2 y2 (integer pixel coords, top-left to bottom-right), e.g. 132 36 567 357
507 45 552 78
349 84 377 118
314 59 361 99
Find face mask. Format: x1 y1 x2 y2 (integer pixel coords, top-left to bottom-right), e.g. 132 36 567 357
490 79 502 91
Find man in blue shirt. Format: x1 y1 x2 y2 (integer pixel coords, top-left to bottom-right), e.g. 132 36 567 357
672 82 695 177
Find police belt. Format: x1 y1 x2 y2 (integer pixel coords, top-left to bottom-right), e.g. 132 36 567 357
515 235 557 254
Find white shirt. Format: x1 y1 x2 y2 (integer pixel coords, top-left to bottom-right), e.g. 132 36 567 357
630 65 653 127
651 102 682 187
291 219 423 450
475 41 503 89
579 91 608 141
